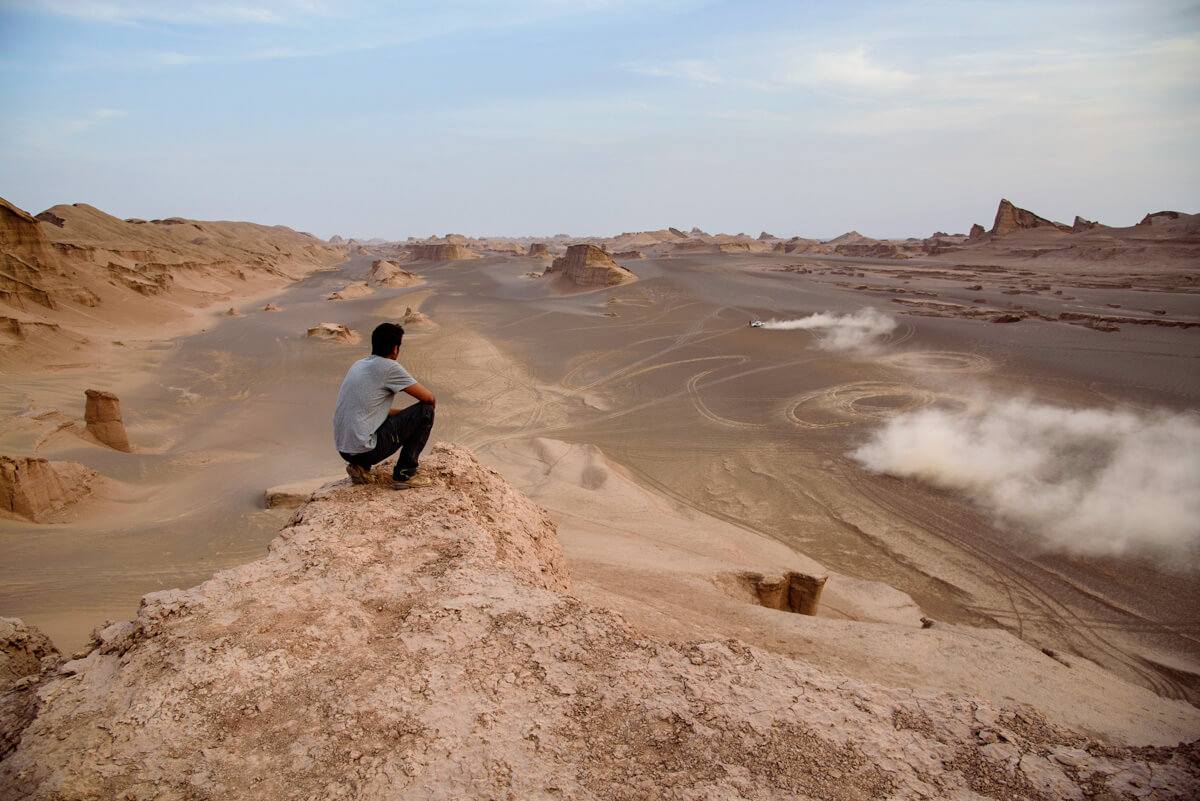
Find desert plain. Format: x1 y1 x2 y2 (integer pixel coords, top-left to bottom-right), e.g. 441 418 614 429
2 197 1199 796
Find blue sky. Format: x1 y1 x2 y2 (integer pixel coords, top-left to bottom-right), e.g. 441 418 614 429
0 0 1197 239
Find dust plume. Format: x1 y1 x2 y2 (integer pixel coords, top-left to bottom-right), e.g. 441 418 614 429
760 308 897 351
852 399 1200 565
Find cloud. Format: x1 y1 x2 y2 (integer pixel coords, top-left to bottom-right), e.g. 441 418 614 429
760 308 897 352
627 46 914 95
852 399 1200 566
625 58 726 86
791 47 916 92
62 107 127 134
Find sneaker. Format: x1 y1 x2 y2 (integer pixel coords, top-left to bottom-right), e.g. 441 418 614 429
346 463 373 485
392 474 432 490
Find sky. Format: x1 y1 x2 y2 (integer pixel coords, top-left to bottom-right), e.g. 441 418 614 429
0 0 1197 240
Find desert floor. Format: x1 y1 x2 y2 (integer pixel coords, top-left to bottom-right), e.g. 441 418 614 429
2 250 1198 739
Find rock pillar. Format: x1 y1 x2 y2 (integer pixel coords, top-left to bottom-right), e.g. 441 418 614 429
84 389 131 452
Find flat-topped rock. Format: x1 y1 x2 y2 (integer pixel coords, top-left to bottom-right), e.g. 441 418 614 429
545 244 637 288
410 243 482 262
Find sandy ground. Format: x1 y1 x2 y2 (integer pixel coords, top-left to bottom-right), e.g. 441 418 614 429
2 248 1198 745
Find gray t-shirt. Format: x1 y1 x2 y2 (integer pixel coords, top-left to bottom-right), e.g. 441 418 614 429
332 355 416 453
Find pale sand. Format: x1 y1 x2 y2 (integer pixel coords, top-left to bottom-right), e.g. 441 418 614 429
2 247 1198 746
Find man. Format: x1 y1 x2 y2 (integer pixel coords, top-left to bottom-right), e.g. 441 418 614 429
333 322 436 490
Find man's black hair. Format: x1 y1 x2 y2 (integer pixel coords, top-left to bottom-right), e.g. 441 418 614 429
371 322 405 356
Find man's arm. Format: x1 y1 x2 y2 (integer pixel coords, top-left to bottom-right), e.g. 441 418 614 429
395 382 436 409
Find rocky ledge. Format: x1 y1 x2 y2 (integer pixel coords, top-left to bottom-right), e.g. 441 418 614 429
2 444 1197 799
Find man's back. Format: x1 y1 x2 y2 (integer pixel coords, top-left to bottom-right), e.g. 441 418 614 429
333 355 415 453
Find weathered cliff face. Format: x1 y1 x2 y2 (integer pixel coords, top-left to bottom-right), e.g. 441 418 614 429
0 199 62 312
545 244 637 288
991 199 1072 237
2 443 1196 799
0 617 61 759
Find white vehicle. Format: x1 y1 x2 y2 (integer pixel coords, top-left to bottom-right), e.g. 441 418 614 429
749 320 764 328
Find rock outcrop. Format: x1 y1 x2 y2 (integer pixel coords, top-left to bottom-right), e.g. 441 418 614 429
1073 216 1100 232
1139 211 1181 226
369 260 421 288
545 244 637 288
0 456 96 522
306 323 361 345
527 242 550 259
402 306 435 329
2 443 1196 799
990 199 1072 237
327 281 375 301
83 389 131 452
969 223 987 239
410 244 482 262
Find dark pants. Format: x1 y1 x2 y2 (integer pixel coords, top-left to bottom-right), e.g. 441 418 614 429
340 402 435 480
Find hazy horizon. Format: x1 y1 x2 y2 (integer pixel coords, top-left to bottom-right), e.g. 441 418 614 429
1 0 1197 241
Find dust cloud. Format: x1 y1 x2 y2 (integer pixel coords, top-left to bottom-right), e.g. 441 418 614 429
761 308 897 351
852 399 1200 565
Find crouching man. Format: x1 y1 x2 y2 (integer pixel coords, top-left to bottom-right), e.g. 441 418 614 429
333 322 436 490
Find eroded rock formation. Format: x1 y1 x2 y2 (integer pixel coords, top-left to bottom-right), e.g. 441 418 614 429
306 323 361 345
545 244 637 288
369 260 422 288
990 199 1072 237
402 306 435 329
84 389 131 452
2 444 1196 799
410 244 482 262
527 242 550 259
327 281 375 301
0 456 96 522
